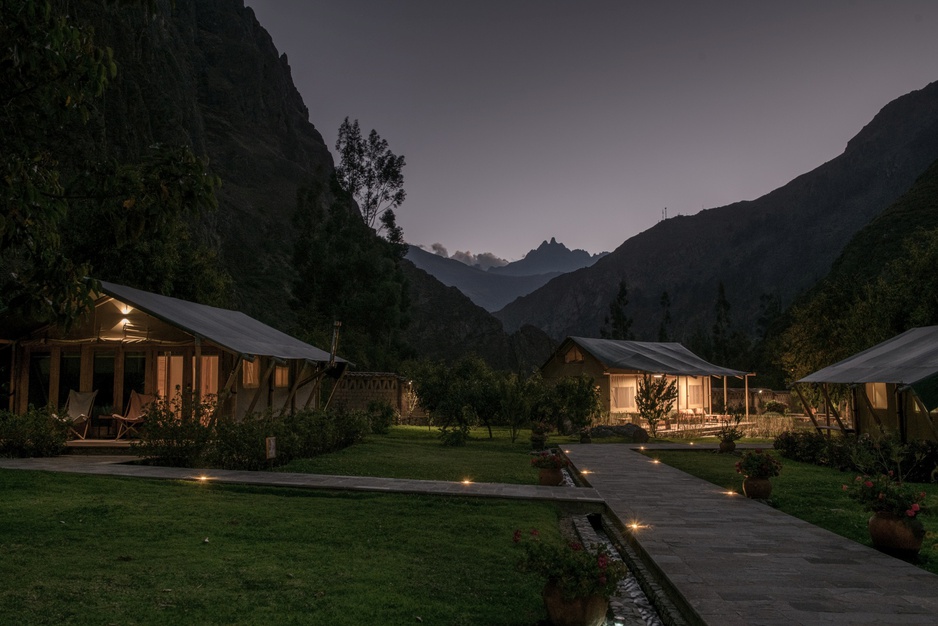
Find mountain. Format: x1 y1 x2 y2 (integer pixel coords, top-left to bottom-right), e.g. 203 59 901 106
405 246 564 311
489 238 607 277
401 262 556 371
71 0 543 369
405 238 605 311
496 80 938 346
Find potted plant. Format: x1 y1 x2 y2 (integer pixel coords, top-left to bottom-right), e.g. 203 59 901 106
735 449 782 498
843 473 927 556
513 528 628 626
531 450 569 486
716 413 744 453
530 421 551 451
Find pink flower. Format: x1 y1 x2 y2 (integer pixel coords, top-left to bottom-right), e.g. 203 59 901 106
841 484 848 491
907 509 916 517
877 492 885 500
864 480 874 488
598 554 608 569
888 470 894 477
569 542 583 551
513 529 522 543
855 476 863 482
911 503 921 512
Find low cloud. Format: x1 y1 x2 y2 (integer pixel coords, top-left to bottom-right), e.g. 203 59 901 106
451 250 508 270
430 243 449 257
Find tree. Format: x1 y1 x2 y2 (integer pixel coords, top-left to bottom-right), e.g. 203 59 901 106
657 291 672 342
711 281 731 364
1 0 116 326
551 375 602 434
1 0 231 326
334 117 406 231
292 175 411 370
600 279 634 340
635 373 677 438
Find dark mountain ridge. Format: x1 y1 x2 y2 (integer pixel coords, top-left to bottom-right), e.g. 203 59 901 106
496 80 938 344
488 237 607 277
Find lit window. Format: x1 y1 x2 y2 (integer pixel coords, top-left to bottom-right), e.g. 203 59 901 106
274 365 290 388
563 347 584 363
689 385 702 405
242 359 259 388
866 382 888 409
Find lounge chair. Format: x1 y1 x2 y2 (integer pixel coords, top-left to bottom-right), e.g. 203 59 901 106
54 389 98 440
113 390 156 440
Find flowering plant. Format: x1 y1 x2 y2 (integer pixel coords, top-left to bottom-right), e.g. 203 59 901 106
530 450 569 469
513 528 628 599
843 473 927 519
735 449 782 479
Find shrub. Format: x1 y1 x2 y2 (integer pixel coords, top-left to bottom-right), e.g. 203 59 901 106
207 411 279 470
366 400 396 435
764 400 788 414
439 422 470 447
0 407 68 457
773 430 828 464
132 395 213 468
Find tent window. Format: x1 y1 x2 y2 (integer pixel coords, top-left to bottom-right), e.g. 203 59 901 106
243 360 259 389
192 355 219 397
688 384 702 405
866 382 888 409
157 354 184 400
564 347 584 363
274 365 290 388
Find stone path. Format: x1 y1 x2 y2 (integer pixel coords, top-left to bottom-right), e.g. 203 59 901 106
563 443 938 626
0 454 604 507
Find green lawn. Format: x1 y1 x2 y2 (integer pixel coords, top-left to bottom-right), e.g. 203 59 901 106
0 469 560 625
647 450 938 575
279 425 542 484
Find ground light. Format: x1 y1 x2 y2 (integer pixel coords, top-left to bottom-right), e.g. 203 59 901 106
461 479 472 485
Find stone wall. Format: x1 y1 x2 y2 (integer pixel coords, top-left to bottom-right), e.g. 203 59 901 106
329 372 428 425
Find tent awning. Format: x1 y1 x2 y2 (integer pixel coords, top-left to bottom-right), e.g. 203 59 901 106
797 326 938 410
99 281 346 365
566 336 746 377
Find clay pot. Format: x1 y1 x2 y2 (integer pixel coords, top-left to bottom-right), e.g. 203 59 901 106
742 476 772 499
538 468 564 486
542 582 608 626
868 511 925 557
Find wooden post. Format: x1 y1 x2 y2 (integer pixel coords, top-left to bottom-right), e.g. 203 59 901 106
194 337 202 404
858 385 885 429
246 358 276 416
911 393 938 441
820 384 852 433
794 385 822 432
284 361 310 413
323 365 348 410
744 374 750 419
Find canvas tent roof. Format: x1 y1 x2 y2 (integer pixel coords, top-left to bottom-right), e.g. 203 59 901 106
566 337 746 377
99 281 345 365
797 326 938 410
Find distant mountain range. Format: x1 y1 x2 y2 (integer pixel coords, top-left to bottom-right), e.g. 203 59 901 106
406 238 606 311
495 80 938 350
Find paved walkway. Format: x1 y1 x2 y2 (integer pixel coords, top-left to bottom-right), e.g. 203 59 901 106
0 454 604 507
563 443 938 626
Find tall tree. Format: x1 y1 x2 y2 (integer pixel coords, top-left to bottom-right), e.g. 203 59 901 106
292 176 411 370
600 279 634 340
657 291 672 342
711 282 732 364
334 117 406 231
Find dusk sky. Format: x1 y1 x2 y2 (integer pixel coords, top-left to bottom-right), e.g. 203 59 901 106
246 1 938 262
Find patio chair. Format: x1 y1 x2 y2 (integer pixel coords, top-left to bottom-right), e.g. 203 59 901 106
53 389 98 440
113 390 156 440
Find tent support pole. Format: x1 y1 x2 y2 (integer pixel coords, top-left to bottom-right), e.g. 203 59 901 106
795 385 822 432
213 357 243 425
911 393 938 441
304 368 326 410
283 362 310 414
858 386 885 429
324 366 348 410
744 374 750 419
820 384 851 433
246 359 276 416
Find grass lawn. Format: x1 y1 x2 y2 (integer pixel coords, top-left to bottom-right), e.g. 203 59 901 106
646 450 938 575
0 468 561 625
279 425 542 484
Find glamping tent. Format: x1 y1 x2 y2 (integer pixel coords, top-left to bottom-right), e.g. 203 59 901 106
541 337 749 419
797 326 938 442
4 281 347 437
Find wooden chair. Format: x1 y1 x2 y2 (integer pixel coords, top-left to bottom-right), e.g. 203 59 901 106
54 390 98 440
113 391 156 440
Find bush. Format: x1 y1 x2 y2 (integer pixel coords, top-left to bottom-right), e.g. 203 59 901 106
773 430 828 464
440 422 470 447
132 395 213 468
207 411 279 470
0 407 68 457
366 400 396 435
763 400 788 414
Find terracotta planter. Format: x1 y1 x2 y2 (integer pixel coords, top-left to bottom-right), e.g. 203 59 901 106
538 467 564 486
742 476 772 499
868 511 925 556
718 440 736 453
542 582 608 626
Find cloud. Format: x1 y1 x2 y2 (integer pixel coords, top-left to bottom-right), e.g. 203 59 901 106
430 242 449 257
451 250 508 270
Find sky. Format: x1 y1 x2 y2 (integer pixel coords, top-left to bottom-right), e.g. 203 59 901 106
246 0 938 262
